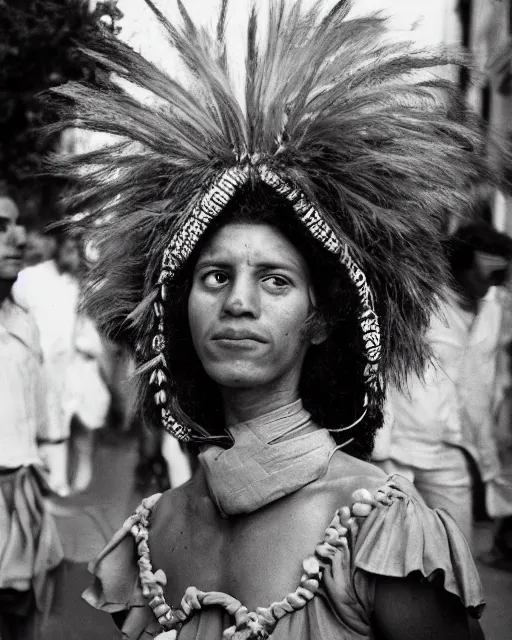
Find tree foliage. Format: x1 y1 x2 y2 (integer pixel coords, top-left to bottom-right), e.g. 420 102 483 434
0 0 122 222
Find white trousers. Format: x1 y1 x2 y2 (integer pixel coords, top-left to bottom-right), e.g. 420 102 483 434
376 446 473 546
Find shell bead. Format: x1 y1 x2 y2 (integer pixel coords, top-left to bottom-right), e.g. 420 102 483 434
152 334 166 354
302 556 321 577
150 595 166 608
300 578 319 592
235 611 250 629
154 390 168 406
323 526 343 545
234 606 249 626
286 592 306 607
315 542 337 560
135 528 149 542
255 608 274 625
154 631 177 639
295 587 314 601
157 369 168 385
184 587 203 610
352 502 373 517
138 540 150 555
352 488 375 504
138 557 151 571
269 603 288 620
154 603 171 618
181 598 192 616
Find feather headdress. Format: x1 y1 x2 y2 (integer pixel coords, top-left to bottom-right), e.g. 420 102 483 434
52 0 508 445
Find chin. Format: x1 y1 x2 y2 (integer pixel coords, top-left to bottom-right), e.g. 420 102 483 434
204 363 269 389
0 270 19 281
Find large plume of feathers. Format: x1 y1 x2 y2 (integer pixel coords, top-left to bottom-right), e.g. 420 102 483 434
50 1 511 412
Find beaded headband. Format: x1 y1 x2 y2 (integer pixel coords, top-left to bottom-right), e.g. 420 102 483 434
149 164 381 442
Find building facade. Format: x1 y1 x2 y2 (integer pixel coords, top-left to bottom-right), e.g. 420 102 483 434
461 0 512 231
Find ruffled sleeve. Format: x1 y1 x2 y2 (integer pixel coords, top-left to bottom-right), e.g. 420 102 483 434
353 474 485 619
82 506 162 640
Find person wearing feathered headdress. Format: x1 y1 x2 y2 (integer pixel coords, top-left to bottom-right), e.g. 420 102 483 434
48 1 503 638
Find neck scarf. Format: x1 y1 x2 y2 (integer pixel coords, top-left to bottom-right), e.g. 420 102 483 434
198 400 336 516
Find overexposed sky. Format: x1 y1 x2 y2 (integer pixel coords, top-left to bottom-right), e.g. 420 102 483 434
117 0 459 68
77 0 457 152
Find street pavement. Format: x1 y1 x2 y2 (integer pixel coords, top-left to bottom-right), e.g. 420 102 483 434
42 431 512 639
41 432 140 640
474 524 512 640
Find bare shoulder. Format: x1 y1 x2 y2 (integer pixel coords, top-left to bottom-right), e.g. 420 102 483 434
328 450 388 495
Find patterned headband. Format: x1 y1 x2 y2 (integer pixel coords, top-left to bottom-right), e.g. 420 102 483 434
149 164 381 442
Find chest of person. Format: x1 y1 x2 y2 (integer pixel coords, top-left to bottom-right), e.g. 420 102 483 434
147 459 384 612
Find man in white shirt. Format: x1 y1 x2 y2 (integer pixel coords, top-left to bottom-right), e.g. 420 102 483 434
0 190 63 639
14 233 111 495
375 223 512 546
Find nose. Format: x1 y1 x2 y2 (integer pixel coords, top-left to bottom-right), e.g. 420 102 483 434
222 273 260 318
10 224 27 249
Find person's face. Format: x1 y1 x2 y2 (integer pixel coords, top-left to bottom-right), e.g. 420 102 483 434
458 251 510 301
188 222 320 392
0 196 26 280
57 237 81 275
24 230 48 267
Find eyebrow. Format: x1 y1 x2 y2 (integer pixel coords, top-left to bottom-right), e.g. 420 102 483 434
194 258 303 272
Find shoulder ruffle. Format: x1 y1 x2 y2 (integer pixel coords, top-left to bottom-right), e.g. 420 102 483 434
82 496 163 639
353 474 485 618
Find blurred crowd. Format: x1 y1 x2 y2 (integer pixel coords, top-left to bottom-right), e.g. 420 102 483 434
0 188 191 639
373 210 512 569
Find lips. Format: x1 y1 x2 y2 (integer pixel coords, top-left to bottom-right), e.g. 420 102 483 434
212 328 267 343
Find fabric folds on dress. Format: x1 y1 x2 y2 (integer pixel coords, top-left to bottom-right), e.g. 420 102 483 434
352 475 485 618
83 510 159 639
0 465 64 611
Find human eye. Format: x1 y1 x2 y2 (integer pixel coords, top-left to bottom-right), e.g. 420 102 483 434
262 274 292 293
202 270 229 289
0 219 8 234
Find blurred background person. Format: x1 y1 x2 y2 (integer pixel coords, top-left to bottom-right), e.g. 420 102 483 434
0 187 64 639
14 232 111 496
374 220 512 548
24 227 56 268
134 424 193 493
67 312 112 492
14 232 81 496
161 431 192 489
480 308 512 570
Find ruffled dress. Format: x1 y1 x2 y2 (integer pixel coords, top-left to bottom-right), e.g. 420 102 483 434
83 450 484 640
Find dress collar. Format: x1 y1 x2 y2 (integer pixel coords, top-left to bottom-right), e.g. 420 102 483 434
198 400 335 516
226 399 316 444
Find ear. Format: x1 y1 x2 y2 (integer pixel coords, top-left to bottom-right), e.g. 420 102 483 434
306 286 330 345
310 317 329 345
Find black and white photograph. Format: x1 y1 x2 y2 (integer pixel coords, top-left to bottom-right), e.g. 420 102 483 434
1 1 512 639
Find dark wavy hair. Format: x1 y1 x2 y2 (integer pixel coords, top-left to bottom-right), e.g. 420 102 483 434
143 182 382 460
